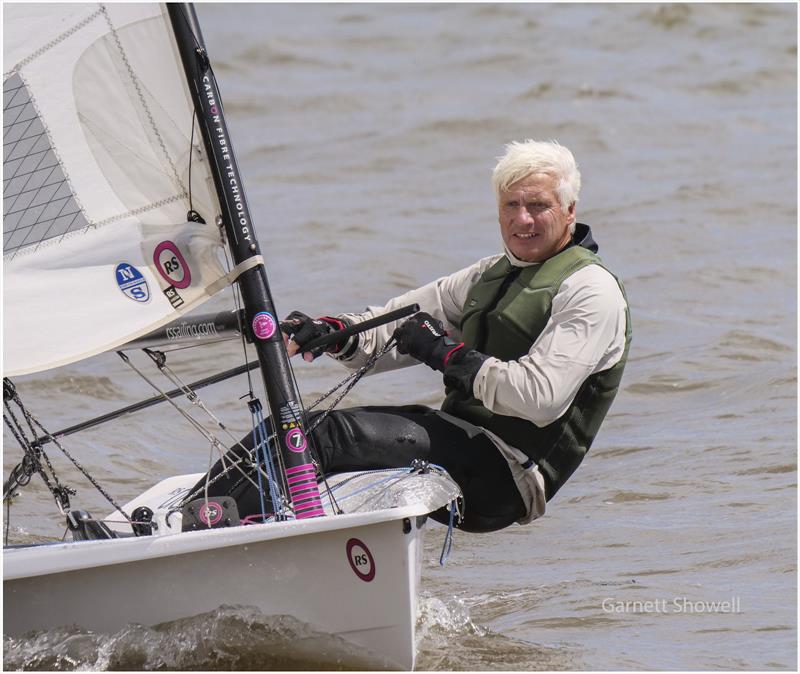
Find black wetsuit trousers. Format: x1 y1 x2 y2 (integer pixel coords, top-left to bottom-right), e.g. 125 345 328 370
192 405 526 533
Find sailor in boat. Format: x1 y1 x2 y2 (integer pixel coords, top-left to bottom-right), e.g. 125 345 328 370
197 140 631 532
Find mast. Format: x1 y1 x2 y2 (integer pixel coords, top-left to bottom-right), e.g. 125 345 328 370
166 4 324 519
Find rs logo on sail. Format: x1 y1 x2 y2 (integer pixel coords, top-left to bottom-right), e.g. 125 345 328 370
115 263 150 303
153 241 192 289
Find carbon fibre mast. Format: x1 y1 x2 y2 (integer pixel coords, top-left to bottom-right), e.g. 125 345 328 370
166 3 324 519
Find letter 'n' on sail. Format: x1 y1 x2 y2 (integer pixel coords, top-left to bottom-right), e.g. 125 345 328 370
3 4 227 376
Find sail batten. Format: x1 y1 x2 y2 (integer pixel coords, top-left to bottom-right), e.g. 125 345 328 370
3 3 229 376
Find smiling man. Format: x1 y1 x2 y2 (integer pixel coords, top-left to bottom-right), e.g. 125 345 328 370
200 140 631 532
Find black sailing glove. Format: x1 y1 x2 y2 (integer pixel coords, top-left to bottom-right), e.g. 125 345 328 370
392 312 490 395
442 349 490 396
280 311 346 359
393 313 463 370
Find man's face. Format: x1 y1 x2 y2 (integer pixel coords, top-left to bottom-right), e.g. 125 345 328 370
498 173 575 263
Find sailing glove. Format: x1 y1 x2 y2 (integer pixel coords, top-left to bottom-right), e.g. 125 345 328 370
280 311 346 359
393 312 488 394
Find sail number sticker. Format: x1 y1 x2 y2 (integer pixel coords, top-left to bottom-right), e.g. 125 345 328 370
115 263 150 303
153 241 191 289
346 538 375 582
285 428 307 453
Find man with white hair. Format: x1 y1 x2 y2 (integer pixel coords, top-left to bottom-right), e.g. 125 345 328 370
203 140 631 532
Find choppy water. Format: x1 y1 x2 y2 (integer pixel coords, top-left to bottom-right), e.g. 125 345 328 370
3 3 796 670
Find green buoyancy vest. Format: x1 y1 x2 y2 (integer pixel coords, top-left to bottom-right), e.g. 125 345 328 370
441 245 631 500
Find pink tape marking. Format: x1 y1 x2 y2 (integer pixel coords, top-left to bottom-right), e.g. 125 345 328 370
292 492 322 507
289 487 316 497
295 508 325 520
288 473 316 486
285 463 315 476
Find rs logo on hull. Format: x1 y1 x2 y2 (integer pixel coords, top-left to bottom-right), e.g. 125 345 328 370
346 538 376 582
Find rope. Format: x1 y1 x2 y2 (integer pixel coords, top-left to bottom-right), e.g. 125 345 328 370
118 351 261 497
439 500 459 566
117 351 281 512
330 472 413 506
3 381 129 522
4 500 11 545
250 399 286 521
4 397 74 511
306 338 397 435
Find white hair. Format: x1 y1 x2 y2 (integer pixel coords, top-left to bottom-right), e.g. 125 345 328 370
491 139 581 214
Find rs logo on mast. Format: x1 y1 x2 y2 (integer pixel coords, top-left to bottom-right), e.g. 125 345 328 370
153 241 192 289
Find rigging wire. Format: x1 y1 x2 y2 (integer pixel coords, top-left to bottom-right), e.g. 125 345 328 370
117 351 262 494
3 381 130 523
279 339 398 514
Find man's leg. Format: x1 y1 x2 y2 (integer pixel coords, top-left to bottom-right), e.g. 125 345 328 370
191 405 526 532
311 405 526 532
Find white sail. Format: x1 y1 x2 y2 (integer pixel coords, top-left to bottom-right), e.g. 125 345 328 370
3 3 229 376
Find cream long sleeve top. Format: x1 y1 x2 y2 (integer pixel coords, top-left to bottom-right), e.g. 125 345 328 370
331 252 628 524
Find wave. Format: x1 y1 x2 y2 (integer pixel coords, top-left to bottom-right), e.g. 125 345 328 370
3 606 380 671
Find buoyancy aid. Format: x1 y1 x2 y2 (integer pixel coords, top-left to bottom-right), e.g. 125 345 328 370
441 224 631 499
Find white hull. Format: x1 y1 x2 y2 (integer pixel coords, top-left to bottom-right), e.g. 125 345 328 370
3 470 459 670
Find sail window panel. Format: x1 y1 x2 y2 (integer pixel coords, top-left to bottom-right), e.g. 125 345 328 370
35 193 71 224
2 206 26 243
10 162 59 201
3 207 42 250
3 112 41 148
2 82 29 120
3 156 23 182
46 210 86 241
4 102 37 138
4 112 43 161
27 178 62 209
4 163 60 211
4 153 59 207
7 184 37 213
8 204 83 253
6 149 55 183
3 75 22 95
3 74 88 257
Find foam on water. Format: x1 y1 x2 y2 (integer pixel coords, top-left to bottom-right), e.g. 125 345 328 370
3 607 380 671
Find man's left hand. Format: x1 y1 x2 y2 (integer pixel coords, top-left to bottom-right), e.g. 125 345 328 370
393 312 491 395
393 312 464 372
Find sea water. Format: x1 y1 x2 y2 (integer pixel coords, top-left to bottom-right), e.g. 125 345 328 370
3 3 796 670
